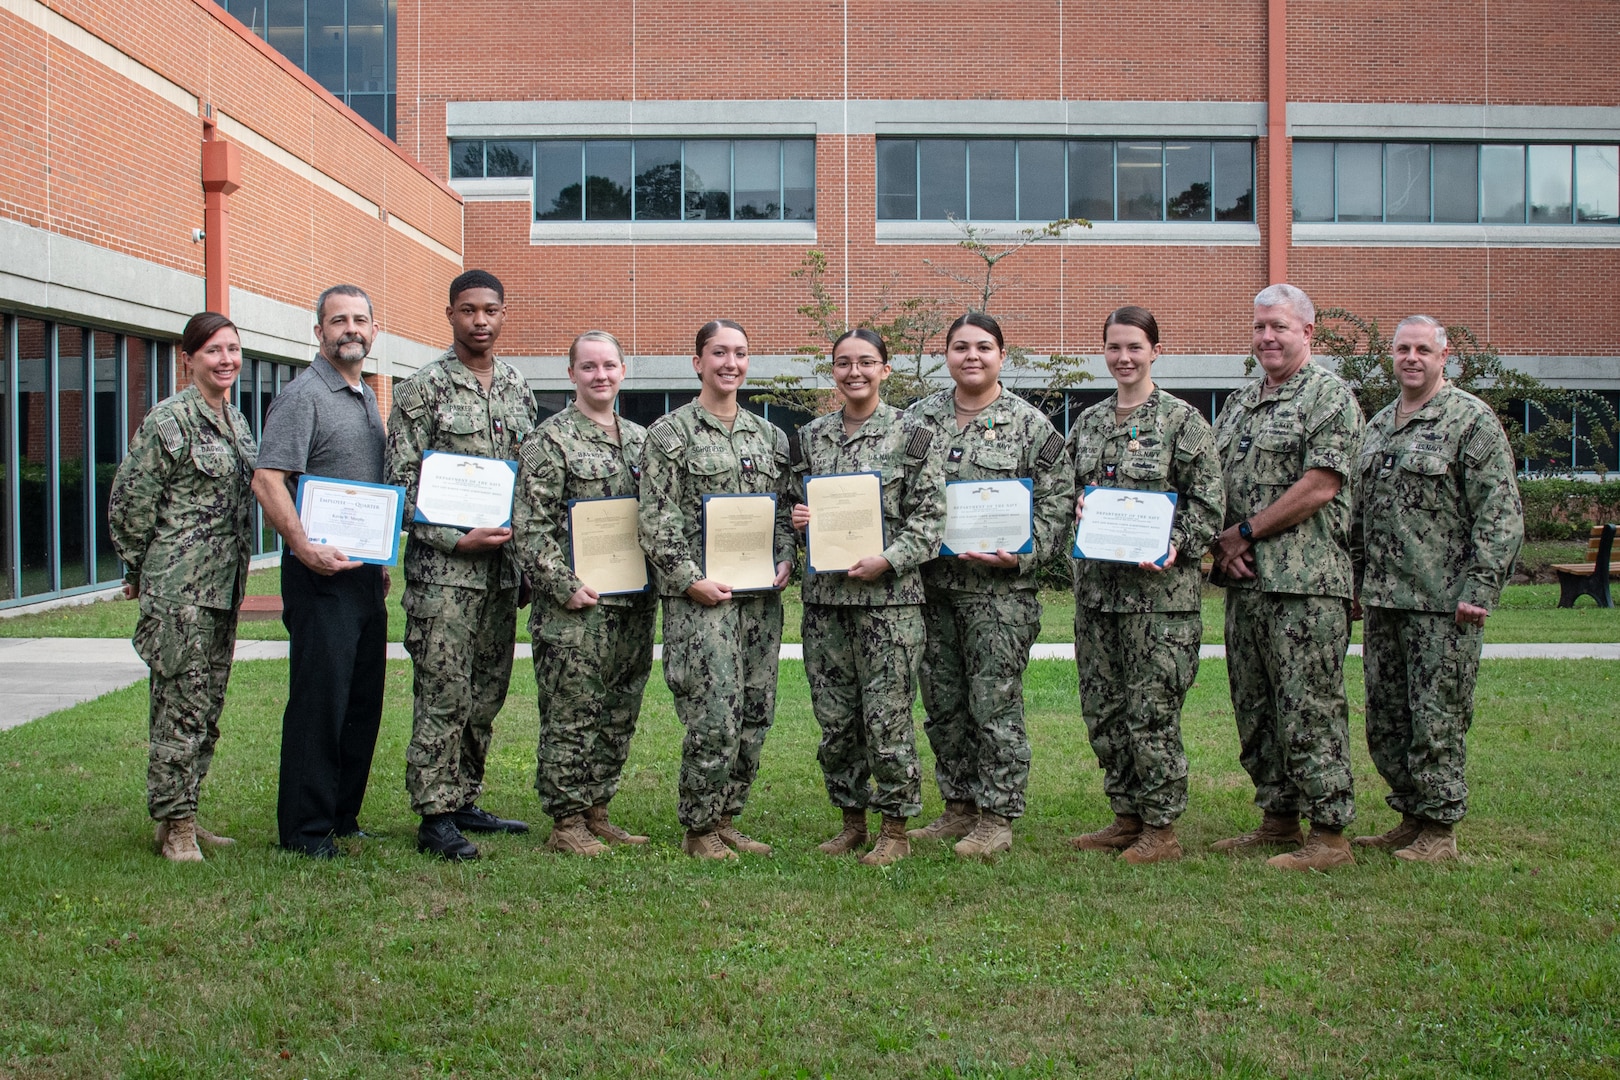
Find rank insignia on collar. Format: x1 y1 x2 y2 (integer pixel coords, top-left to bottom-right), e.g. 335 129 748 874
740 455 756 474
947 447 965 463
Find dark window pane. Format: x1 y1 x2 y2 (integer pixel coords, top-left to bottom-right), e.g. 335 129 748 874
17 319 48 596
1292 141 1334 221
347 93 385 134
0 321 9 599
256 361 279 554
306 0 346 93
1117 141 1163 221
684 140 731 220
57 325 88 589
876 138 918 220
635 140 682 220
267 0 305 65
1166 140 1212 221
919 139 966 220
617 391 667 430
450 140 483 179
734 140 781 219
1336 142 1383 221
485 140 533 178
584 141 631 220
124 338 150 448
1433 143 1479 222
1481 144 1525 223
1576 144 1619 223
386 0 397 92
346 0 386 94
535 141 583 221
1528 144 1572 223
1017 141 1064 222
1213 141 1254 221
782 139 815 220
967 140 1015 220
92 333 118 584
1385 143 1430 222
1068 141 1113 220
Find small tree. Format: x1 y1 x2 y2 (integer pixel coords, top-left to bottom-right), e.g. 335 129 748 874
1310 307 1617 476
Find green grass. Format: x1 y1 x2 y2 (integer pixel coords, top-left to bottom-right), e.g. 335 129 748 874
1 658 1617 1077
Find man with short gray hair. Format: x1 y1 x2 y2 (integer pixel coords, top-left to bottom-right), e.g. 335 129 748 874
1208 283 1365 871
1351 315 1522 861
253 284 389 858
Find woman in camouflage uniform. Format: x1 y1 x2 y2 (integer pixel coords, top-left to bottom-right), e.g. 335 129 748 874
514 331 656 857
789 329 945 866
109 312 257 863
1065 307 1224 864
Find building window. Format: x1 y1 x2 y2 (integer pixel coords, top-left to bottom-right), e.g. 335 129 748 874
219 0 398 140
449 139 817 222
1292 141 1620 224
875 138 1255 223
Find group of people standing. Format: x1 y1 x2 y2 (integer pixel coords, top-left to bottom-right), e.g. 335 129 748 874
108 275 1523 870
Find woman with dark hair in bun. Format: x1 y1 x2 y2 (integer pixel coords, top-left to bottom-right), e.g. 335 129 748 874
905 312 1074 859
1065 306 1223 863
109 312 258 862
638 319 795 859
789 328 945 865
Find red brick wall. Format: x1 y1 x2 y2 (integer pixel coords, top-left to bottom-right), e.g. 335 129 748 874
3 0 463 353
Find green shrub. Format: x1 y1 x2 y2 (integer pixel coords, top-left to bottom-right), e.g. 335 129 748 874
1517 478 1620 540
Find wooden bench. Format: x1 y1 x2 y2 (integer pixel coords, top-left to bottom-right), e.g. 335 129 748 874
1552 523 1617 609
238 595 284 622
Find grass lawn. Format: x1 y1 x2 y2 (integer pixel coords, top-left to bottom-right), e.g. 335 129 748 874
1 658 1616 1077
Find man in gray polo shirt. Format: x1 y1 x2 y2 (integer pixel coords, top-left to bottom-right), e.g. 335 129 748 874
252 284 389 858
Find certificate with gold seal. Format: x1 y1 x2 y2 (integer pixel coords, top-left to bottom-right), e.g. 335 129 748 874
295 475 406 565
1071 486 1177 566
413 450 518 530
941 478 1034 556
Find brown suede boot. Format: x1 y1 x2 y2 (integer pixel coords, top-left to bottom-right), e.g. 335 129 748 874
1266 825 1355 871
1069 813 1144 852
954 812 1012 859
716 815 772 855
546 814 609 856
859 816 910 867
1353 813 1422 850
159 820 236 848
1121 823 1182 865
1211 812 1304 853
818 808 870 855
907 800 978 841
585 803 649 845
159 817 204 863
1395 821 1458 863
681 827 738 861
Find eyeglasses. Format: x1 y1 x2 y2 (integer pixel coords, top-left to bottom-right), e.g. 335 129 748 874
831 359 886 373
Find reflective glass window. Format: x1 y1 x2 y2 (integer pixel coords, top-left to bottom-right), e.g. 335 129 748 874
267 0 306 67
1213 141 1254 221
1481 144 1526 223
1336 143 1384 222
876 139 918 220
0 321 10 600
967 140 1016 220
485 141 533 179
535 141 583 221
1116 142 1163 221
919 140 967 220
584 141 631 220
734 140 782 220
347 0 387 94
16 319 48 596
1068 141 1113 221
92 332 119 584
1166 140 1212 221
782 139 816 220
1384 143 1431 222
683 140 732 220
57 325 88 589
1528 144 1573 223
1433 143 1479 223
634 140 682 220
451 140 484 179
1017 140 1065 222
1292 142 1335 222
1576 145 1619 223
306 0 346 94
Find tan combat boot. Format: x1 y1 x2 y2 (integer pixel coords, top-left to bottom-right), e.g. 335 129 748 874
1121 823 1182 865
716 815 772 855
1069 813 1144 852
1352 813 1422 850
907 800 979 841
1210 812 1304 853
1394 821 1458 863
159 817 204 863
155 820 236 850
585 803 649 845
818 808 870 855
859 816 911 867
681 827 738 861
1266 825 1355 871
954 812 1013 859
546 814 609 856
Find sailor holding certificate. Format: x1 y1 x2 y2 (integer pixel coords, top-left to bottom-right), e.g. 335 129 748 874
1065 307 1224 865
638 319 796 861
387 270 538 861
903 313 1074 859
788 329 945 867
512 331 655 857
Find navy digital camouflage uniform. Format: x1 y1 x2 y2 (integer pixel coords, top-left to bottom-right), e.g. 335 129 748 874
790 402 945 820
1212 360 1364 829
1067 389 1224 826
513 404 655 820
637 402 796 831
906 387 1074 821
108 387 257 822
387 349 537 817
1353 385 1522 825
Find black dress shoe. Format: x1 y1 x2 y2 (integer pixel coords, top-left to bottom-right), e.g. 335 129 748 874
418 815 479 860
451 804 529 834
284 839 339 860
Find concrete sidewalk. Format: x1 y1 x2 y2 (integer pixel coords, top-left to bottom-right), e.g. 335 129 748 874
0 636 1615 732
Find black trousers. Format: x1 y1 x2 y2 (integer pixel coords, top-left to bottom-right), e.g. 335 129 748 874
276 554 387 851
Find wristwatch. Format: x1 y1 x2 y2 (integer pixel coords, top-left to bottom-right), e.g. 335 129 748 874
1237 519 1255 542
